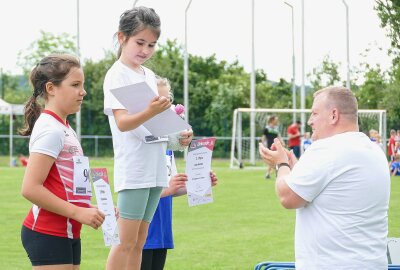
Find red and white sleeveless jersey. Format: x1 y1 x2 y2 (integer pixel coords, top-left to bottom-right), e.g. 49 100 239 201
23 110 91 239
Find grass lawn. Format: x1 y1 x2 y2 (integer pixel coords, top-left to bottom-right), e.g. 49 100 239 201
1 156 399 269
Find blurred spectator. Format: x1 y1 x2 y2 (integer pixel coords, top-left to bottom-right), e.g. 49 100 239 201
302 132 312 151
369 129 383 150
391 154 400 176
261 115 282 179
287 120 302 158
19 155 28 167
388 129 396 164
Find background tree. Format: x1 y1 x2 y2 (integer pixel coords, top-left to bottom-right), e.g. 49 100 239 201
376 0 400 64
0 72 27 102
356 65 387 110
17 31 76 73
381 64 400 130
0 72 29 155
2 31 398 157
307 55 342 91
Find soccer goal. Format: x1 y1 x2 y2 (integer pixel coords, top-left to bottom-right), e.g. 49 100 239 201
230 108 387 169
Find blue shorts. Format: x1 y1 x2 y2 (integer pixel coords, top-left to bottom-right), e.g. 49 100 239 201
118 187 162 223
21 225 81 266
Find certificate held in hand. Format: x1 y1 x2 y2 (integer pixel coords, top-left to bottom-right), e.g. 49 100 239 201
91 168 120 246
110 82 191 137
185 137 216 207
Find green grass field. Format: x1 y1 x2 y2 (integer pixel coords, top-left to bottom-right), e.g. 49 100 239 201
1 157 399 270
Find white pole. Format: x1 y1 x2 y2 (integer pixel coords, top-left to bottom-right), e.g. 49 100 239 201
238 112 243 167
9 108 13 167
284 1 296 123
184 0 193 123
183 0 193 161
76 0 81 141
133 0 139 7
230 109 238 168
0 68 3 99
342 0 350 90
250 0 256 165
300 0 305 136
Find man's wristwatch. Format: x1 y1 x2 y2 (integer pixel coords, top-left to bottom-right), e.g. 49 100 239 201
276 162 290 170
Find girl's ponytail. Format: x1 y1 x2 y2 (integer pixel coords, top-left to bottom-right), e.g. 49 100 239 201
19 95 41 136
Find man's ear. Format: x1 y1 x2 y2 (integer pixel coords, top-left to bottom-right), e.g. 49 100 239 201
331 108 339 124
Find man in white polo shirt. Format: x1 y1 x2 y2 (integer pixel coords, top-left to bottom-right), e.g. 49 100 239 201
259 86 390 270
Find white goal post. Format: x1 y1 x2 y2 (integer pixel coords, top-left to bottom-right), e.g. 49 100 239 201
230 108 387 169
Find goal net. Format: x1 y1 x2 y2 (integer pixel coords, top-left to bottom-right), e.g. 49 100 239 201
230 108 387 169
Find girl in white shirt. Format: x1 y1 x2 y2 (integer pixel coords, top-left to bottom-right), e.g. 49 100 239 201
103 7 193 270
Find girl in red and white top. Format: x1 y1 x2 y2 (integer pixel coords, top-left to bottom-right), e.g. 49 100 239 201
20 54 105 270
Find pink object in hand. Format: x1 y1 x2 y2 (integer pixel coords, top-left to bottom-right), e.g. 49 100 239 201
175 104 185 116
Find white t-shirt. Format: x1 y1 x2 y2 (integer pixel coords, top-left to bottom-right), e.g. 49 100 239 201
103 60 168 192
285 132 390 270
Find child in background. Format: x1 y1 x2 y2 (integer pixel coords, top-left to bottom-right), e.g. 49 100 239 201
19 154 28 167
395 130 400 143
20 54 105 269
141 153 218 270
302 132 312 151
141 77 217 270
155 76 186 151
103 7 193 270
391 154 400 176
369 129 379 142
388 129 396 165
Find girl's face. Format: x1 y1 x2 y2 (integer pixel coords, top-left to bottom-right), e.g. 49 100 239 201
119 28 158 69
47 67 86 120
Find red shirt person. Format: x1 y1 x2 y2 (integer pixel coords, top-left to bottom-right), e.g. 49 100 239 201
388 129 397 163
287 121 302 158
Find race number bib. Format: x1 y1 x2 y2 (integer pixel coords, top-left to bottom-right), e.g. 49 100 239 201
72 156 92 196
144 135 169 144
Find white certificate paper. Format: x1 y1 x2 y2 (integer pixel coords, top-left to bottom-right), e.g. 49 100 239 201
110 82 191 137
91 168 120 246
185 138 216 207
